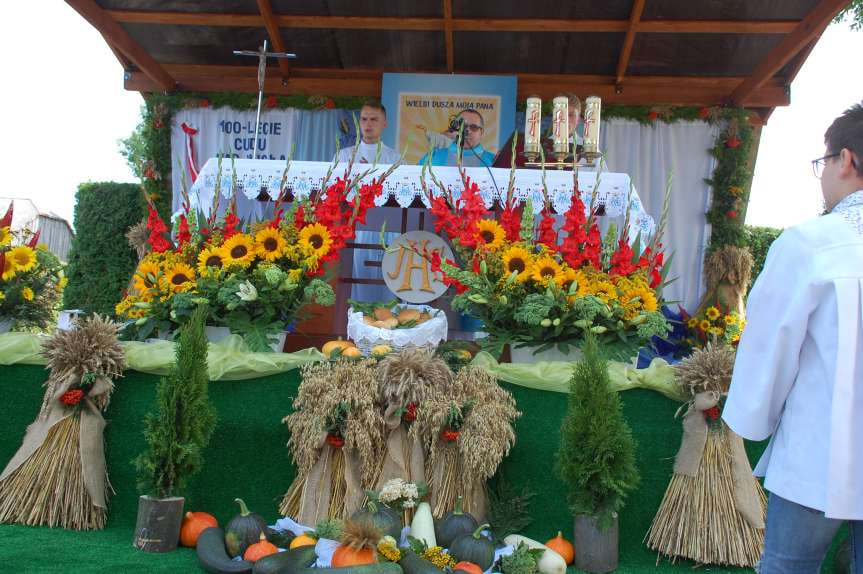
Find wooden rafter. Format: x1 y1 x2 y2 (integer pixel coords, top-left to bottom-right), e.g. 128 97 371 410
729 0 849 105
105 10 798 34
616 0 646 86
256 0 291 84
65 0 175 91
443 0 454 72
125 65 789 108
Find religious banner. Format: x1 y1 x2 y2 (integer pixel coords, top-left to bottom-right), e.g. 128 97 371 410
381 231 455 303
381 73 517 165
169 107 298 215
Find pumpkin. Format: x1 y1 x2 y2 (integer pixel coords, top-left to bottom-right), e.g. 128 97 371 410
544 531 574 565
322 339 355 358
342 347 364 359
434 496 478 548
290 532 318 549
449 524 494 571
244 533 279 562
332 545 377 567
352 500 403 540
371 344 393 358
225 498 268 558
409 502 436 548
453 562 483 574
180 511 218 547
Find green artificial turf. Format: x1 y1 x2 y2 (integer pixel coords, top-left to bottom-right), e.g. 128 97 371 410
0 364 841 573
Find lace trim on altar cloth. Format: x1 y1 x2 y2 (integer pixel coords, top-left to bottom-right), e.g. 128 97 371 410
188 159 656 239
832 189 863 236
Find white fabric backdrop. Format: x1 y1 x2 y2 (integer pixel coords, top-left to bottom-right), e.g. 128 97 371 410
599 119 718 312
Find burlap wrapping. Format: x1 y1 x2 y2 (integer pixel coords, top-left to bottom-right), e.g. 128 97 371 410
0 374 113 509
672 391 763 529
295 432 364 526
377 407 425 489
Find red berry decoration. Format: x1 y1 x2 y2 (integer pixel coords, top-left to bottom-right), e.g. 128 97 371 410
726 210 738 219
698 107 711 119
265 95 279 108
325 98 336 109
402 403 417 423
726 136 741 149
326 434 345 448
60 389 85 406
441 429 460 442
647 111 659 121
704 406 721 421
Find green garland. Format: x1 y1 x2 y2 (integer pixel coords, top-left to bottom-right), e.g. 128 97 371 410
131 93 752 255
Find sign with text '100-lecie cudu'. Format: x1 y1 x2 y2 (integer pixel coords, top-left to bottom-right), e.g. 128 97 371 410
381 231 455 304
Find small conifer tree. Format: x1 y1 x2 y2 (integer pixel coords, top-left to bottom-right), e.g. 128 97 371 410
554 334 640 528
135 305 216 498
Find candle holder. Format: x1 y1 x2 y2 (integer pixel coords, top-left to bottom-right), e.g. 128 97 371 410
520 94 603 169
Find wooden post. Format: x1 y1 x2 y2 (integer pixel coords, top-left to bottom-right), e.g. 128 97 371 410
133 495 185 553
573 513 618 573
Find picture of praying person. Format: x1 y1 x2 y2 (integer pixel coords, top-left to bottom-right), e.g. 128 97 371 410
335 99 401 164
418 109 495 167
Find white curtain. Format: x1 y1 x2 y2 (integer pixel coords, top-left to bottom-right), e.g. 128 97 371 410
599 119 718 312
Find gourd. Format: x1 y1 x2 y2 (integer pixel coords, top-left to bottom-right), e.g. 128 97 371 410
543 532 574 565
352 500 403 540
434 496 478 548
371 345 393 357
225 498 268 557
265 526 296 549
196 527 254 574
332 545 377 567
502 535 566 574
398 550 446 574
252 545 317 574
332 518 381 567
409 502 436 548
244 533 280 562
180 511 219 547
342 347 364 359
453 562 483 574
449 525 495 571
289 533 317 549
322 339 356 358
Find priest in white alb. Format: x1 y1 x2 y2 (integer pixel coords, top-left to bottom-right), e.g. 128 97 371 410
723 102 863 573
335 100 400 165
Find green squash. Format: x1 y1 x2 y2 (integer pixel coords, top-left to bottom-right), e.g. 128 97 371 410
433 496 478 548
252 545 317 574
265 526 296 549
399 550 445 574
196 526 254 574
225 498 268 558
352 500 403 540
449 524 494 571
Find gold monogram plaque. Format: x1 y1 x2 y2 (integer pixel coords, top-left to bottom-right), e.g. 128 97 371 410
382 230 455 303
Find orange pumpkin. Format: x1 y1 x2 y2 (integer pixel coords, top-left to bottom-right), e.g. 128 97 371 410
179 511 218 547
332 545 377 567
544 531 575 565
454 561 483 574
290 533 318 549
244 533 279 562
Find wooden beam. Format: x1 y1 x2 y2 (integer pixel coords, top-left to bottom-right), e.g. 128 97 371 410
443 0 454 73
730 0 848 105
616 0 646 85
105 10 798 34
66 0 175 91
256 0 291 83
125 66 790 107
107 42 134 71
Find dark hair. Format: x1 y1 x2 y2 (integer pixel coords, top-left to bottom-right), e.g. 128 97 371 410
361 99 386 117
459 108 484 127
824 101 863 177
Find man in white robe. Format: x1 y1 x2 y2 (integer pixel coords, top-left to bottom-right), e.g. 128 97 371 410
335 100 401 165
724 102 863 573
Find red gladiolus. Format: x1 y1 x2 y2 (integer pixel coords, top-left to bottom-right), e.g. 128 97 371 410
222 212 240 239
149 233 171 253
60 389 84 406
146 206 167 235
538 210 557 249
441 429 460 442
294 203 306 229
0 201 13 228
500 205 522 242
27 230 41 248
176 214 191 248
430 250 442 273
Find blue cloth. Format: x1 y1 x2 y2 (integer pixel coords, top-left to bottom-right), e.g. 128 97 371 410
636 305 688 368
419 142 495 167
759 493 861 573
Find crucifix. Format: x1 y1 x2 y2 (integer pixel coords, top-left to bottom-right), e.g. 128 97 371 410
233 40 296 159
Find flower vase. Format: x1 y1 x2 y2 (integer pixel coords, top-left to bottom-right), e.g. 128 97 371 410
203 326 232 344
0 317 13 334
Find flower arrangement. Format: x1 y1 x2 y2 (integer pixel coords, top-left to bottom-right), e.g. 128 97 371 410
370 478 428 511
0 202 66 330
682 304 746 348
116 158 392 350
419 164 671 361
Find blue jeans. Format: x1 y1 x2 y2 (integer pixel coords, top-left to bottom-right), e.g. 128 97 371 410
759 493 862 573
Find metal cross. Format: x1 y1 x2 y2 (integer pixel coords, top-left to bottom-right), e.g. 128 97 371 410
233 40 296 159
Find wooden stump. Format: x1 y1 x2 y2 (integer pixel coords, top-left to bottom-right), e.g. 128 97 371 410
574 513 618 573
133 495 185 553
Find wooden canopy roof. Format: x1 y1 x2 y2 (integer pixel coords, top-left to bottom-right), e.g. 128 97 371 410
68 0 850 121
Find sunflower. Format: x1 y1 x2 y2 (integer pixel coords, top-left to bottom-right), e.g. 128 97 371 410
0 226 10 246
1 257 16 281
21 287 34 301
162 263 196 293
530 255 564 286
255 227 287 261
709 326 724 337
223 233 256 268
298 223 333 260
621 286 658 320
475 219 506 251
8 246 37 273
197 245 227 277
501 246 532 282
724 314 737 326
705 306 721 321
562 268 590 298
699 319 711 332
686 317 698 329
132 260 162 294
590 280 618 304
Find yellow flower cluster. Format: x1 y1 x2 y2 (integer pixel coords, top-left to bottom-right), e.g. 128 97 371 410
376 540 402 563
686 305 746 345
422 546 456 569
0 244 38 282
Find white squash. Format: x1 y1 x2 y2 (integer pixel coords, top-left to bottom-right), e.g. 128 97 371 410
410 502 437 548
503 534 567 574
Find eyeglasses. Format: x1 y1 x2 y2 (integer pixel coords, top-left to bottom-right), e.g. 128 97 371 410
812 153 840 178
464 123 483 132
